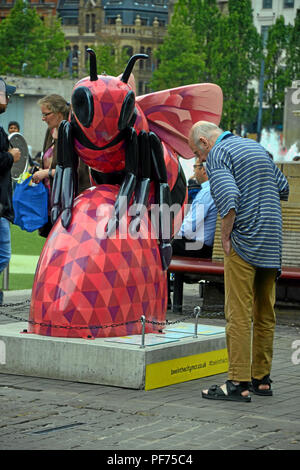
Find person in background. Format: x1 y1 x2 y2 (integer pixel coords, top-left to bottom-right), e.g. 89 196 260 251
8 121 20 134
32 94 90 237
172 158 217 259
8 120 35 166
187 176 201 204
0 79 20 305
188 120 289 402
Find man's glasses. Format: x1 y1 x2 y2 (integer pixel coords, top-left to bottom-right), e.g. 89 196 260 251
42 111 53 118
193 164 203 169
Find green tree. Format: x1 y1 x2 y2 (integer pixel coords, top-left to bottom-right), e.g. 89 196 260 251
150 18 205 90
216 0 262 130
286 9 300 83
151 0 261 131
0 0 68 77
264 16 292 125
93 39 129 77
173 0 221 82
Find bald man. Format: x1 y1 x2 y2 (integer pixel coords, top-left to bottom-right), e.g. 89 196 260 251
189 121 289 402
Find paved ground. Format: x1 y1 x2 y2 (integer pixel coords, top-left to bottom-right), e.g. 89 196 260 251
0 285 300 454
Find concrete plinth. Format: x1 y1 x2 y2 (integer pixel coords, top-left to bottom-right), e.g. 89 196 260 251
0 322 228 390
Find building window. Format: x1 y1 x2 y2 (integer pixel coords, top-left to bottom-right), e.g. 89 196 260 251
107 17 117 25
85 14 96 33
123 46 133 58
146 47 152 70
262 0 272 8
283 0 294 8
138 81 144 95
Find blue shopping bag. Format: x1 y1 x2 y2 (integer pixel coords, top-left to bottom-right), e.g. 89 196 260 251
12 176 48 232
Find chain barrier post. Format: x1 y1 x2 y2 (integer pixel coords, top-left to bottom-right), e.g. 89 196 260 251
2 265 9 290
193 306 201 338
140 315 146 348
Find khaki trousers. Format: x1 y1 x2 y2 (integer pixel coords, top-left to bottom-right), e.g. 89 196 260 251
224 248 277 382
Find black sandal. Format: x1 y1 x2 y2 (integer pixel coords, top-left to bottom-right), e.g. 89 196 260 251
251 375 273 396
202 380 251 402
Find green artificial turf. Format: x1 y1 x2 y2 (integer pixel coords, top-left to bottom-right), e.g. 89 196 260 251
11 224 46 256
0 224 46 291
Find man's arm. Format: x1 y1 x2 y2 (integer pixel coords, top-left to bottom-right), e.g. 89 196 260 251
273 164 289 201
0 127 20 171
221 208 236 256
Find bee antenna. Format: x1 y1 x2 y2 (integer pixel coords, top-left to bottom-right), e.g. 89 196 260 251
87 48 98 81
121 54 148 83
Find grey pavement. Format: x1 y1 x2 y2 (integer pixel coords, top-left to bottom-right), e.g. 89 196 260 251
0 284 300 453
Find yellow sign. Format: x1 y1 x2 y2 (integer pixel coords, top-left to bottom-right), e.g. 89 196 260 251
145 348 228 390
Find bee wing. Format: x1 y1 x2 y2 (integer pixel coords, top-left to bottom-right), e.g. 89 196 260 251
137 83 223 159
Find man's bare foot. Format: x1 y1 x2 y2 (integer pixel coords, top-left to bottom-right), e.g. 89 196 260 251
202 380 251 402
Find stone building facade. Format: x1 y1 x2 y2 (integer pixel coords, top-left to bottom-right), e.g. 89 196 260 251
58 0 170 95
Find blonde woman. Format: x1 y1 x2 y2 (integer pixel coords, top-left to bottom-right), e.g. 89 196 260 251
32 94 70 187
33 94 90 236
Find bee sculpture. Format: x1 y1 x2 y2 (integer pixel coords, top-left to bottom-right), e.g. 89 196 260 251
29 50 222 339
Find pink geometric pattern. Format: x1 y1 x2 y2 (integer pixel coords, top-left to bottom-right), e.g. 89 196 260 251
29 186 167 339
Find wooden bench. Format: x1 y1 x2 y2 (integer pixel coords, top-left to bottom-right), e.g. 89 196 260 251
168 256 300 312
169 163 300 312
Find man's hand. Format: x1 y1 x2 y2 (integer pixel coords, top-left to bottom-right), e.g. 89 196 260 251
9 147 20 162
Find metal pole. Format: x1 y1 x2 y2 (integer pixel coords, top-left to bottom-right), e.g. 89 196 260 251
193 306 201 338
140 315 146 348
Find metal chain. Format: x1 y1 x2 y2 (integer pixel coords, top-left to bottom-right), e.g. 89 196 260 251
0 301 224 331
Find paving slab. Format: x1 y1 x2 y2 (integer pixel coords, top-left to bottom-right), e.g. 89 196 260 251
0 286 299 452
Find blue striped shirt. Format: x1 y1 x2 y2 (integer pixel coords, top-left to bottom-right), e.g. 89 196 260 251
206 133 289 268
178 180 217 246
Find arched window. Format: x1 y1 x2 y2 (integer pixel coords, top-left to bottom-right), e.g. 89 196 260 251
85 14 96 33
123 45 133 58
85 14 89 33
91 14 95 33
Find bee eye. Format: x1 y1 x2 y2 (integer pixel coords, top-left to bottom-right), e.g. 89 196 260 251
118 91 136 131
72 86 94 128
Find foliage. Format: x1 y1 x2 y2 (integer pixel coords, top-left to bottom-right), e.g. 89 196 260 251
217 0 262 130
286 9 300 83
0 0 69 78
151 18 205 90
0 224 45 291
263 16 292 125
151 0 262 131
93 39 129 77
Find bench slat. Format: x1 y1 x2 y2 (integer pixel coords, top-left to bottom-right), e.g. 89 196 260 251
168 256 300 280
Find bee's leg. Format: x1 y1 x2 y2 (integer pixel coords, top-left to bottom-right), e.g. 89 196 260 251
51 120 79 229
149 132 172 270
50 120 65 224
106 128 137 237
129 130 151 235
